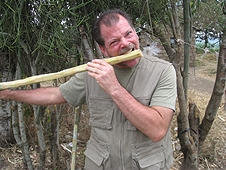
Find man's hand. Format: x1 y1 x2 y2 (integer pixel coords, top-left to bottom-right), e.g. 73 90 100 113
86 59 121 94
0 89 9 100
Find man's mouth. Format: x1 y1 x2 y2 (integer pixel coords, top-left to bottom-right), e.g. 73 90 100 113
119 42 136 55
121 48 135 55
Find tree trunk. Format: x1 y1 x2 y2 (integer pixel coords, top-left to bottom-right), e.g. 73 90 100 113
50 105 58 167
81 32 94 62
183 0 192 101
164 1 199 169
0 51 14 147
29 52 47 169
178 102 200 170
204 29 208 48
175 59 198 170
13 49 33 170
199 30 226 149
48 80 66 169
94 41 103 59
18 102 33 170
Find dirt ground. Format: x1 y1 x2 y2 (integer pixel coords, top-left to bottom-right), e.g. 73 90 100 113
0 53 225 170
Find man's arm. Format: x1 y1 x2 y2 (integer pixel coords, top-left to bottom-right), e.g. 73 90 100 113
110 86 173 142
0 87 66 105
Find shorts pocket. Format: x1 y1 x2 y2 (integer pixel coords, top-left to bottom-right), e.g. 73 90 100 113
132 140 167 170
84 136 111 169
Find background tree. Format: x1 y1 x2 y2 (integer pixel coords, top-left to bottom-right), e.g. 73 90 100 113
164 1 225 169
199 0 226 151
0 0 93 169
193 0 223 48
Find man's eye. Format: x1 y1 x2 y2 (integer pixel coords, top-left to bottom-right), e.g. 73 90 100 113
110 41 118 46
126 31 132 37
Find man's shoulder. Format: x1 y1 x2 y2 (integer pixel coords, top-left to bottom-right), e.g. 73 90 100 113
140 54 172 68
143 54 170 64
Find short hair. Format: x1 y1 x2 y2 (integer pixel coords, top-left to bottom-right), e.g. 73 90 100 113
92 9 134 47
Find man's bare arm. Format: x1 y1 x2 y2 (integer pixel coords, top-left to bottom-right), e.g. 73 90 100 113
110 85 173 142
0 87 66 105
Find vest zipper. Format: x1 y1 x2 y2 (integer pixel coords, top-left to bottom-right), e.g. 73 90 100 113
120 111 125 170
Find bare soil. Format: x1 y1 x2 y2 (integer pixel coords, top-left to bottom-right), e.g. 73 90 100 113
0 53 225 170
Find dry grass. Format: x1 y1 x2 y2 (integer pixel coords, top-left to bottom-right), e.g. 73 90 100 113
171 90 226 169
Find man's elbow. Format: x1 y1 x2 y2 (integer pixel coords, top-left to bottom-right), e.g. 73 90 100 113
149 130 167 142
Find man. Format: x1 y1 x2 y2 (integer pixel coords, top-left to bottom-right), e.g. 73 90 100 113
0 9 177 170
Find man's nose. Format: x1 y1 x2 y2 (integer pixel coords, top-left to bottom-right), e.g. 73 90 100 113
120 37 129 48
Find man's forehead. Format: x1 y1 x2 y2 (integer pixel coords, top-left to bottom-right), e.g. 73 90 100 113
100 16 131 31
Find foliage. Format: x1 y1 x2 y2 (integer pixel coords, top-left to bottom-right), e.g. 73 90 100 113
193 0 225 42
0 0 93 76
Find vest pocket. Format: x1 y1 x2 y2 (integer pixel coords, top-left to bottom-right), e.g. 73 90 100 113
84 136 111 169
89 99 114 130
132 140 168 170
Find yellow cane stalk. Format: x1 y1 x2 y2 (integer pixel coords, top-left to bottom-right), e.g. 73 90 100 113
0 50 142 90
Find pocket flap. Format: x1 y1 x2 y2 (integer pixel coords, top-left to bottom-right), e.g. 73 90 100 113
138 152 164 168
84 137 110 167
84 147 104 166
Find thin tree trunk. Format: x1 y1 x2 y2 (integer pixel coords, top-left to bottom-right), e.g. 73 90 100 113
33 105 46 169
152 27 176 62
18 102 33 170
204 30 208 48
0 51 14 147
183 0 191 101
81 32 94 62
71 106 81 170
94 41 103 59
175 61 198 170
50 105 58 167
0 100 11 147
29 50 47 169
16 48 34 170
199 31 226 149
55 100 64 168
169 1 198 169
49 80 65 168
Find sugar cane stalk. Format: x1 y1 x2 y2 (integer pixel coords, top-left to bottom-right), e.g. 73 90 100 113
71 106 81 170
0 50 142 90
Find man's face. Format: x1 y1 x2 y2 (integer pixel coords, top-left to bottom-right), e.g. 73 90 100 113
99 15 140 68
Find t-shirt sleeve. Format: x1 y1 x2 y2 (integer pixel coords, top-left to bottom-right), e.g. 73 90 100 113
149 65 177 111
59 72 87 107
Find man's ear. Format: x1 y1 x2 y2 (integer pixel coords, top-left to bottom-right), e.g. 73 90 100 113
99 45 108 56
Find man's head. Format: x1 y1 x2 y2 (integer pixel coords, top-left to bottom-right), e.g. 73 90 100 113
92 9 140 68
92 9 134 47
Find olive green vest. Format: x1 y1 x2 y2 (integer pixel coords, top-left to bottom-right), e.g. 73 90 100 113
84 57 175 170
